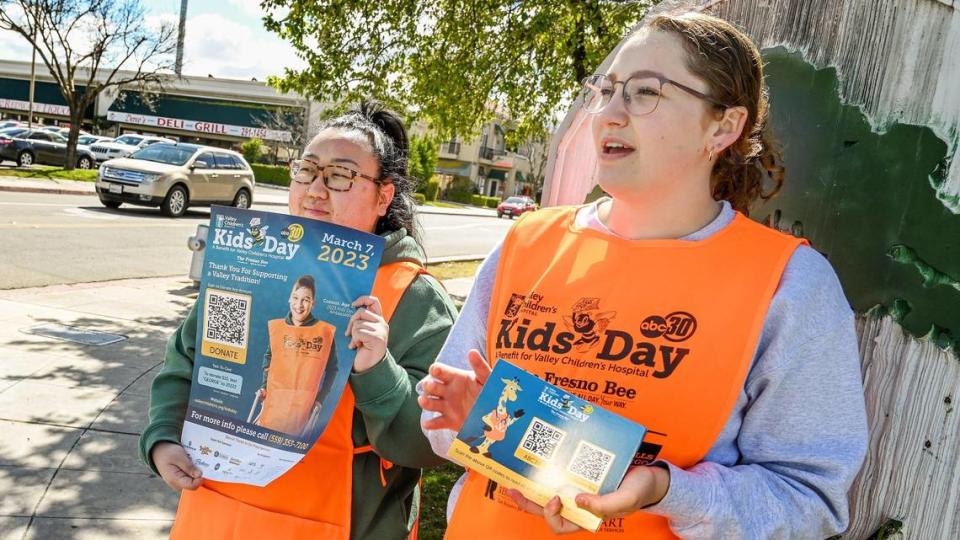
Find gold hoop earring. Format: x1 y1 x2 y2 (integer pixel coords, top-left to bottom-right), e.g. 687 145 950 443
707 146 715 161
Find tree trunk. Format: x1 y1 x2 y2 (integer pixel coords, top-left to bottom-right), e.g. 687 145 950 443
64 105 82 171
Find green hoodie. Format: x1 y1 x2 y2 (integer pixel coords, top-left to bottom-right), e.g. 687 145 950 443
139 228 457 540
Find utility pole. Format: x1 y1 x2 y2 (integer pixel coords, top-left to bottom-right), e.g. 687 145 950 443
27 8 36 129
175 0 188 76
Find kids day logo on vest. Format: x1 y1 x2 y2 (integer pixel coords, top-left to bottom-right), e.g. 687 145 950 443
497 295 698 382
281 334 324 352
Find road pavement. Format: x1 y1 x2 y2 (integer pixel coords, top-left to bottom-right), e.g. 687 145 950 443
0 186 511 289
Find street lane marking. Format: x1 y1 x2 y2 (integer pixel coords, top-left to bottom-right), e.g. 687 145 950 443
0 201 84 207
63 207 120 220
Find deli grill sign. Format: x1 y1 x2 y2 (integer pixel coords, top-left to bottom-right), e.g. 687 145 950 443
106 111 292 142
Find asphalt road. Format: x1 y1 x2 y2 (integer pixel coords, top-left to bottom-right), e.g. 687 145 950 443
0 191 513 289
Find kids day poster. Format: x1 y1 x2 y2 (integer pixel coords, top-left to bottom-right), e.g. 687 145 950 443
181 206 383 486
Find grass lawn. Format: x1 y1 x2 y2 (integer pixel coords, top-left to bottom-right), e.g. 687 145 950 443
419 462 465 540
0 165 98 182
422 200 464 209
425 260 482 281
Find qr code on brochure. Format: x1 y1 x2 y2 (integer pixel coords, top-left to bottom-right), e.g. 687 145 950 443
203 289 251 348
519 417 566 461
567 440 615 485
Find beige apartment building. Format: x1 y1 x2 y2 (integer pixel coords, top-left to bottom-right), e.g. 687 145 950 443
435 121 547 200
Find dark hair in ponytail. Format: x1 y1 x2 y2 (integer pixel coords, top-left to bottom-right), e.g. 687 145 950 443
645 12 784 215
315 100 421 242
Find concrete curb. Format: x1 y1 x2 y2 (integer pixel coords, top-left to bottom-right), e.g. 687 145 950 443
426 254 488 264
0 184 95 196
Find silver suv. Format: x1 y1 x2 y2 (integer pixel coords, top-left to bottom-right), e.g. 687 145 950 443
96 143 255 217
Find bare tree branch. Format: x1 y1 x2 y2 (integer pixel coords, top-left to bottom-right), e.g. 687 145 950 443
0 0 177 170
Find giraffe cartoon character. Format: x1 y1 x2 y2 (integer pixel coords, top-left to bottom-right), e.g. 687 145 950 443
467 376 525 458
562 297 617 353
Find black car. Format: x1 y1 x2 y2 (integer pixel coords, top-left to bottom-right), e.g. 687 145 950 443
0 129 96 169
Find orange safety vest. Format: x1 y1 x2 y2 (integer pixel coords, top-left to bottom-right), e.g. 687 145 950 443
257 319 335 436
171 261 425 540
445 206 804 539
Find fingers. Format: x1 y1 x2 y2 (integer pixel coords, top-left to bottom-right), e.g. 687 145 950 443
156 445 203 492
544 496 571 533
506 490 582 534
351 295 383 316
169 465 203 491
467 349 492 385
574 483 642 519
348 320 387 350
428 362 473 384
506 489 544 516
419 409 458 431
420 375 449 400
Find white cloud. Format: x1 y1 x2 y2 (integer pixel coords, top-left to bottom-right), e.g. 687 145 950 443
177 12 306 80
225 0 266 20
0 29 33 62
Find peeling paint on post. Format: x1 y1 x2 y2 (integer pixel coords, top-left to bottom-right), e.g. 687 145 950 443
757 47 959 353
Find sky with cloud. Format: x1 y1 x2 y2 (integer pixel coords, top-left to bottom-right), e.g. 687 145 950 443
0 0 307 81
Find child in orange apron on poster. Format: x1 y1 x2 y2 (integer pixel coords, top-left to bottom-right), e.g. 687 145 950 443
251 275 339 439
419 11 868 540
141 101 457 540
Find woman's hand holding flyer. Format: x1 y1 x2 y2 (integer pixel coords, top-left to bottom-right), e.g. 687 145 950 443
152 441 203 492
347 295 389 373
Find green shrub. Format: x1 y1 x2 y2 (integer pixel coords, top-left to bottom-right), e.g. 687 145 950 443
413 193 426 204
445 177 474 204
484 196 499 208
240 138 264 165
470 194 484 207
424 179 440 201
251 163 290 187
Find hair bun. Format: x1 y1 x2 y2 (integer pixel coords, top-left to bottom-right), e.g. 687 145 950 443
355 100 409 159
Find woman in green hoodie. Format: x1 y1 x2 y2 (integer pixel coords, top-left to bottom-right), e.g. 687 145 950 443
140 101 458 540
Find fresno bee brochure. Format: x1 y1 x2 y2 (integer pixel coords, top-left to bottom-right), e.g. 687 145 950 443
448 360 647 532
181 206 383 486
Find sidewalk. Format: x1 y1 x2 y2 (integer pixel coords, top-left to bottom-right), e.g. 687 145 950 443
0 272 474 539
0 176 500 218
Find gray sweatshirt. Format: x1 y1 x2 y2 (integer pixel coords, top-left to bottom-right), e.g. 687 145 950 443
418 200 868 539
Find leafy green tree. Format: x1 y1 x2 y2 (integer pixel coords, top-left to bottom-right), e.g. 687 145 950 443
261 0 657 141
241 138 265 165
409 135 439 187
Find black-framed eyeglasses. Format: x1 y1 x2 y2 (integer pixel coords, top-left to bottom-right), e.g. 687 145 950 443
580 72 730 117
289 159 383 192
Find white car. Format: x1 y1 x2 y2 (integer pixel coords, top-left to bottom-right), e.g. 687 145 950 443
89 134 174 163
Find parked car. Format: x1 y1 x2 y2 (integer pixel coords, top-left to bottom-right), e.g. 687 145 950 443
96 142 255 217
0 127 29 139
496 196 538 219
77 134 112 146
0 129 96 169
0 120 23 130
89 134 174 163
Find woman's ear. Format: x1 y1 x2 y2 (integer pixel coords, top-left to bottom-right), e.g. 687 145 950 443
711 105 749 152
377 180 396 216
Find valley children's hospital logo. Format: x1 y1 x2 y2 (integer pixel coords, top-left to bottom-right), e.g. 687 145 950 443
497 294 698 380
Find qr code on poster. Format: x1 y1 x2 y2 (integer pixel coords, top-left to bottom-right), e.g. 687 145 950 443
567 440 615 486
519 417 566 461
203 289 251 347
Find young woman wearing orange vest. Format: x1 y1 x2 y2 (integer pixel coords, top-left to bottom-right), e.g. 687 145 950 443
419 12 868 539
140 101 458 539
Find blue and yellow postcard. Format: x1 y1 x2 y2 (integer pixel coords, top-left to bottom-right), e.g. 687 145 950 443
182 206 383 486
449 360 647 531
